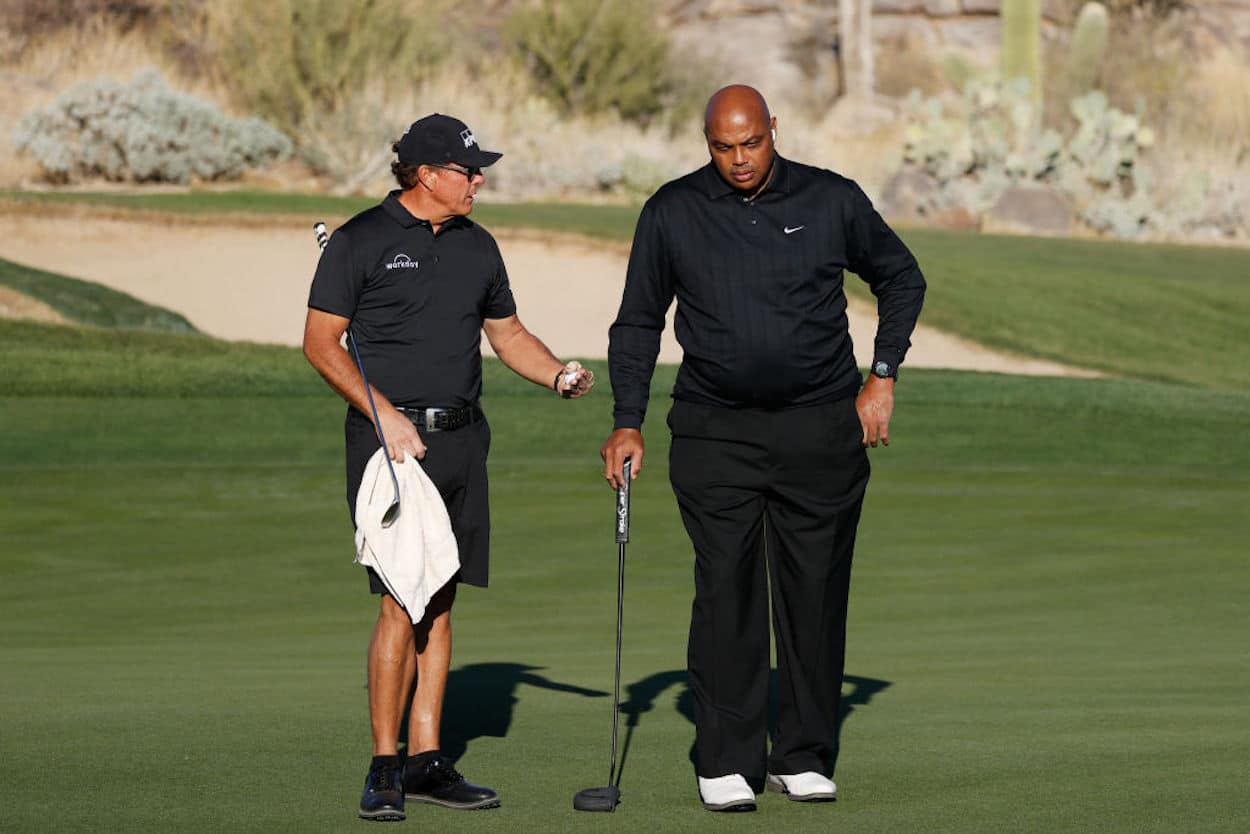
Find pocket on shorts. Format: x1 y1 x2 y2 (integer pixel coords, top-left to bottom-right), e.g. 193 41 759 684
477 417 491 458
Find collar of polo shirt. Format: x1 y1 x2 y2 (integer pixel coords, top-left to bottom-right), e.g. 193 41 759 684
381 190 471 230
703 154 793 201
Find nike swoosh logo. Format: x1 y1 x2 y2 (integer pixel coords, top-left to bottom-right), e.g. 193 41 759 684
784 225 805 234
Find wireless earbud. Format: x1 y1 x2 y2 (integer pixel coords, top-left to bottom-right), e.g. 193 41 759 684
770 128 777 140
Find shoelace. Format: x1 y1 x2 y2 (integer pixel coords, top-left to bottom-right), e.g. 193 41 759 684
369 764 397 791
427 757 465 785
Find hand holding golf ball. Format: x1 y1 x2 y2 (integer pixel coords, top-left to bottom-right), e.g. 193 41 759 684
557 360 594 399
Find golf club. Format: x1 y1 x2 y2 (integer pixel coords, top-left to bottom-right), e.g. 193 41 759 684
573 457 631 813
313 221 400 528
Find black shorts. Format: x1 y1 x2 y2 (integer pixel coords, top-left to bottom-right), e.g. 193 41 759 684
344 406 492 589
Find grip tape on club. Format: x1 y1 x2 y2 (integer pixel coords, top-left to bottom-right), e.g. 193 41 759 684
615 459 631 544
313 221 329 251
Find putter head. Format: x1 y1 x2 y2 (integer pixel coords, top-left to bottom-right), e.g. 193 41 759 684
573 785 620 812
381 501 400 528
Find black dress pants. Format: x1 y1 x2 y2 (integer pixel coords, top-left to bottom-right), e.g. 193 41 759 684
667 397 870 782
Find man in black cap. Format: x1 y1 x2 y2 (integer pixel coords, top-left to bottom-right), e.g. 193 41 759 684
305 113 594 821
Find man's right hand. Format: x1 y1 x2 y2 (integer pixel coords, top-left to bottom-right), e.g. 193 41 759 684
376 404 427 462
600 428 644 489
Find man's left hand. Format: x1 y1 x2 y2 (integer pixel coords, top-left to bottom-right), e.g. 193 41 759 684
557 360 595 399
856 374 894 447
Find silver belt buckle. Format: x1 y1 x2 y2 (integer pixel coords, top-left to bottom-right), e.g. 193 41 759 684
424 407 442 433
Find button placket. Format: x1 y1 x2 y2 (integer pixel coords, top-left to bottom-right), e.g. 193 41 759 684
742 196 758 226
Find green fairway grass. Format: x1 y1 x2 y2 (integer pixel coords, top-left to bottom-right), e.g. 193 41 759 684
0 320 315 397
5 189 1248 389
2 320 1247 832
0 189 641 242
897 229 1250 391
0 256 197 334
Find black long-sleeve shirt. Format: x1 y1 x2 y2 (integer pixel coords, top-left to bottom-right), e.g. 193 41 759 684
608 156 927 429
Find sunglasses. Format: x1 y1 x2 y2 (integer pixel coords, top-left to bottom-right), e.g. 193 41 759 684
430 163 482 180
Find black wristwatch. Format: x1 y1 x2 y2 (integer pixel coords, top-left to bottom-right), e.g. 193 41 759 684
871 360 897 380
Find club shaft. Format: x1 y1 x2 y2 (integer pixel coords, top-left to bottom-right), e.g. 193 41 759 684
609 538 624 787
607 459 630 787
316 222 400 512
348 330 401 507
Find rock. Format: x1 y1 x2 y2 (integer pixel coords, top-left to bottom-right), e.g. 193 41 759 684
984 184 1075 235
1041 0 1072 22
874 0 927 12
879 168 942 220
873 15 942 48
935 16 1001 48
922 0 962 16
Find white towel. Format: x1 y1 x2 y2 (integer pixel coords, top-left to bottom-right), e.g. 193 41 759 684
354 448 460 624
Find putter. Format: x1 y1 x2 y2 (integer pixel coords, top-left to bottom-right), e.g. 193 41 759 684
314 222 400 528
573 458 631 813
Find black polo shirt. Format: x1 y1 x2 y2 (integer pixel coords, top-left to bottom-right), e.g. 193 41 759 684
308 190 516 407
608 156 926 429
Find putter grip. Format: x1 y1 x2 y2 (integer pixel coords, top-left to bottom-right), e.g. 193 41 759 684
615 459 631 544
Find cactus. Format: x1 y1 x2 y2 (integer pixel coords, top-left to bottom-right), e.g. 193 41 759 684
1000 0 1043 122
895 74 1189 239
1069 91 1147 188
900 61 1234 239
1066 2 1109 96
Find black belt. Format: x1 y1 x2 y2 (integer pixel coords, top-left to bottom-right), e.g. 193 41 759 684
396 405 482 433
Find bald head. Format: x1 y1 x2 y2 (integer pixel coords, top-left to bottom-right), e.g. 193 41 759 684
704 85 771 135
703 85 777 196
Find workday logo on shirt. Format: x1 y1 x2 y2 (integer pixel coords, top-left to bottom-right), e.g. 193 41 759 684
386 253 419 270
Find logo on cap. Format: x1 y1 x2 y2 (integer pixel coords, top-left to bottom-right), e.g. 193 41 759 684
460 128 476 148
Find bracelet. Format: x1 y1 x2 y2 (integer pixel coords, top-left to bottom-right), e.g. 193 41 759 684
553 369 563 391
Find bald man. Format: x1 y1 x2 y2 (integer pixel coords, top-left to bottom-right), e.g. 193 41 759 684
601 86 926 812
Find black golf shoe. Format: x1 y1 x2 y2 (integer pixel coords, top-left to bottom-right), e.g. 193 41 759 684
359 759 405 821
404 752 500 810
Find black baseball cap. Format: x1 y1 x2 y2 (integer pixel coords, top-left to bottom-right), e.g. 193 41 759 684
395 113 502 168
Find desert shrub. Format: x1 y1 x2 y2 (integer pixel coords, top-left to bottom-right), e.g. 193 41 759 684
203 0 451 184
206 0 448 137
0 0 173 62
385 64 702 202
12 68 291 183
595 152 681 199
504 0 674 124
0 0 169 36
1168 47 1250 160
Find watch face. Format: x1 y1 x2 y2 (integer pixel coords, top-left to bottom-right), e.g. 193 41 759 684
873 361 892 377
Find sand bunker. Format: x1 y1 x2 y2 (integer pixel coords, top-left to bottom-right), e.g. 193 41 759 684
0 210 1098 378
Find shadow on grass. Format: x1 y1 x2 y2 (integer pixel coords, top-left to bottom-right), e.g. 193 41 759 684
408 662 609 763
616 670 892 785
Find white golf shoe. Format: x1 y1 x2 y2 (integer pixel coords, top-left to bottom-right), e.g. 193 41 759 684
766 771 837 802
697 774 756 812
